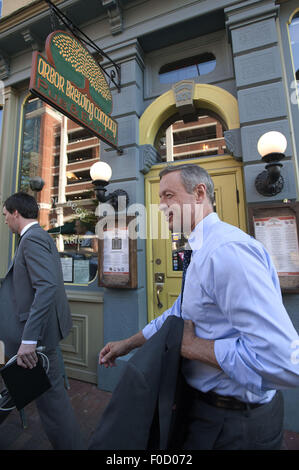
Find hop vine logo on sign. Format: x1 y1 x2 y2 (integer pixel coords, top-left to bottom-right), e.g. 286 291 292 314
30 30 118 147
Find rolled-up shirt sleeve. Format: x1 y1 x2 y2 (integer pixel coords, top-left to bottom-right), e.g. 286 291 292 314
207 241 299 395
142 294 182 340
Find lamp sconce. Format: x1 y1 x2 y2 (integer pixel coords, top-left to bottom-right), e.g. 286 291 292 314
29 176 45 192
255 131 287 197
90 161 129 210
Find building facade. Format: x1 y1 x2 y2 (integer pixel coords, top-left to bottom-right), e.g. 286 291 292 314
0 0 299 430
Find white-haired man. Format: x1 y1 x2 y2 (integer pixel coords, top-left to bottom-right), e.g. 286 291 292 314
99 164 299 450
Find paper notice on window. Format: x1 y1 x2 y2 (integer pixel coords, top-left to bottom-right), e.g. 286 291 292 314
254 216 299 275
74 259 90 284
60 257 73 282
103 228 129 274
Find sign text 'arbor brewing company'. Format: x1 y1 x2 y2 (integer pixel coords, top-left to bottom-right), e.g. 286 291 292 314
29 30 118 148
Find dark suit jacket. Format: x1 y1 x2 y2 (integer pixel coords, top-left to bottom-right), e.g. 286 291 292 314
89 315 185 450
0 223 72 357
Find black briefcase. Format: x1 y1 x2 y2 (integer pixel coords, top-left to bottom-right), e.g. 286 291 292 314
0 357 51 410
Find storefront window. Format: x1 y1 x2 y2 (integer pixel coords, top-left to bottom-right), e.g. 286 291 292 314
18 95 100 284
0 109 3 145
289 11 299 82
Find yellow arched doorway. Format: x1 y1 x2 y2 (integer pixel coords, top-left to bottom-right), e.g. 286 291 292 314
140 83 246 322
140 83 240 146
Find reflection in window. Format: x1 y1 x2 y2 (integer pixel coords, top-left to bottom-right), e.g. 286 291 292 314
159 53 216 84
66 169 92 185
19 96 100 284
156 114 227 162
0 109 2 145
67 148 96 164
19 97 42 193
289 11 299 81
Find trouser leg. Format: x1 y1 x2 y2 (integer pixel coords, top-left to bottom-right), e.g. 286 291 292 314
0 376 13 426
183 390 284 450
35 348 86 450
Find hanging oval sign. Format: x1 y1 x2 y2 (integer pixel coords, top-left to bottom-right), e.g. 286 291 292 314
30 30 118 148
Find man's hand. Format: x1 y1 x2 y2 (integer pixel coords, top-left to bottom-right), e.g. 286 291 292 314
17 343 38 369
99 331 146 368
99 339 131 368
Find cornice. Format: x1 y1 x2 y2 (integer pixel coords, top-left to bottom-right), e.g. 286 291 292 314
0 0 64 35
103 38 145 69
225 0 280 30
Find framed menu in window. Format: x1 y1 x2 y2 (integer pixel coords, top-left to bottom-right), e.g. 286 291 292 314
248 202 299 293
98 216 137 289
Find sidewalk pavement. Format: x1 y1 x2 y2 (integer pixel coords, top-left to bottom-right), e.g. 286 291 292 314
0 378 298 450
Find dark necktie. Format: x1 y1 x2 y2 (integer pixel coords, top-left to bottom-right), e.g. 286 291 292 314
180 249 192 314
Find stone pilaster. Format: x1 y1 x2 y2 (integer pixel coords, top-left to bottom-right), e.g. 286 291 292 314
225 0 297 202
95 40 148 391
0 86 19 276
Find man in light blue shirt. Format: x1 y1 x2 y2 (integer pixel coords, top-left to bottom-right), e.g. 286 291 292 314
99 164 299 450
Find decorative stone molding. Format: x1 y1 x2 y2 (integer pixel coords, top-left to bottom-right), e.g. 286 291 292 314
172 80 196 123
224 128 243 161
101 0 123 35
106 38 144 64
139 145 162 174
225 0 279 40
21 28 42 51
0 50 10 80
65 290 104 303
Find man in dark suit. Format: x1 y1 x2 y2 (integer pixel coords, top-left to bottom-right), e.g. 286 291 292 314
0 191 85 449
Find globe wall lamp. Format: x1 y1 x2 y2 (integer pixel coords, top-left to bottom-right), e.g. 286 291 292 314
255 131 287 197
90 161 129 209
29 176 45 192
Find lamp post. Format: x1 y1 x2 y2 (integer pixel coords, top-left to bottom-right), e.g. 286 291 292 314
90 161 129 209
255 131 287 197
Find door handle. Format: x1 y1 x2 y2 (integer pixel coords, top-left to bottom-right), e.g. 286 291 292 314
156 285 163 309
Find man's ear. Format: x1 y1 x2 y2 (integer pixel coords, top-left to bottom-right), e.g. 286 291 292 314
193 183 206 203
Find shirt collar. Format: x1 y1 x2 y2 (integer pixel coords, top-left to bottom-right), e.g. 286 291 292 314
20 221 38 237
188 212 220 251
